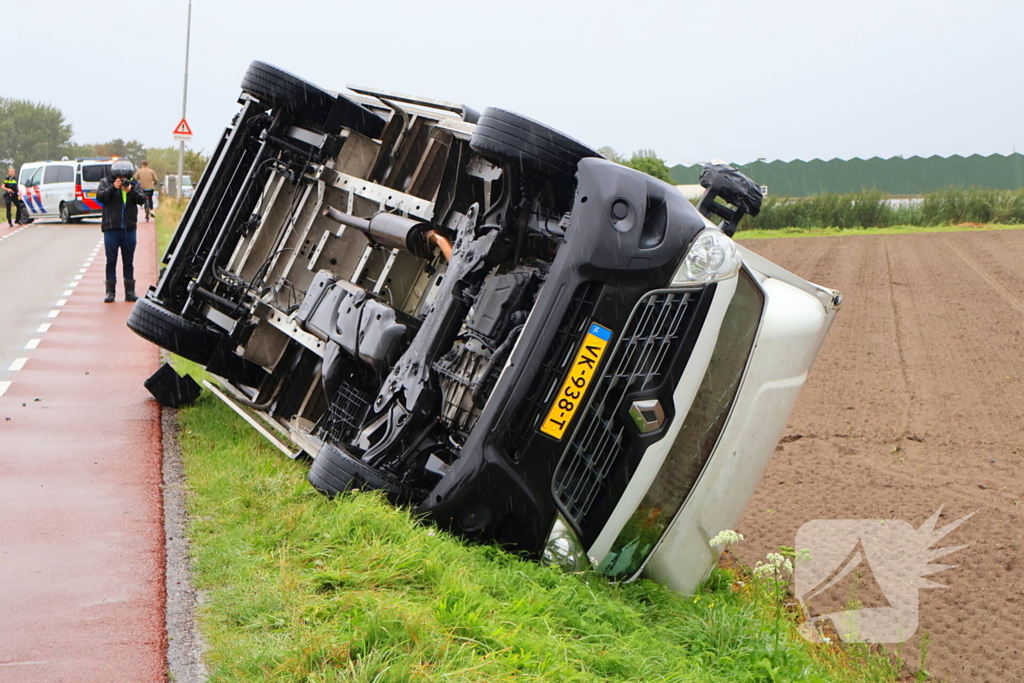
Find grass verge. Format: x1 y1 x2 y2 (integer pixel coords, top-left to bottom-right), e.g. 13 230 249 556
736 222 1024 240
158 215 902 682
155 197 187 256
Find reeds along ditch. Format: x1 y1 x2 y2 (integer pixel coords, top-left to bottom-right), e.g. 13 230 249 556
740 187 1024 231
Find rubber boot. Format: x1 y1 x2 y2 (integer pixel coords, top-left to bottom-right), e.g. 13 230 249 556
124 279 138 303
104 280 116 303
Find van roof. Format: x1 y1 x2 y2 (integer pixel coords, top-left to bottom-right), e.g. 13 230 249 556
22 159 84 167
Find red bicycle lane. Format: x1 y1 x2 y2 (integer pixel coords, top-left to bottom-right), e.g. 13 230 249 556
0 222 165 682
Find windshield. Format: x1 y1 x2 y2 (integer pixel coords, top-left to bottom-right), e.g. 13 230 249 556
82 164 111 183
182 175 193 186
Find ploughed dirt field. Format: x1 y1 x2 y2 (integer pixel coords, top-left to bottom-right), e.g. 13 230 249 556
735 229 1024 682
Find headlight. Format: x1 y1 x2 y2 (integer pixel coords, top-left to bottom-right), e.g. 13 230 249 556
542 514 589 572
672 228 741 285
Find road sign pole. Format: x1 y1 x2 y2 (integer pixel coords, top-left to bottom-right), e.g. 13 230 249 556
177 0 192 199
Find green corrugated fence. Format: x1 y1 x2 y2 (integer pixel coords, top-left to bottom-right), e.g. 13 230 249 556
670 153 1024 197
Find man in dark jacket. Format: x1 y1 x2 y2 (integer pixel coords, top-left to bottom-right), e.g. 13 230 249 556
96 159 147 303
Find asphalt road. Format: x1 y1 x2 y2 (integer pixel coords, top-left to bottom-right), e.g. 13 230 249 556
0 218 166 682
0 222 104 388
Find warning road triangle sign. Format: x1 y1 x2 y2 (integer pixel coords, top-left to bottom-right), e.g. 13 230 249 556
172 118 193 137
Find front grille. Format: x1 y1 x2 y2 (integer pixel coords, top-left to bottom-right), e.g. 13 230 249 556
502 282 601 460
553 289 695 527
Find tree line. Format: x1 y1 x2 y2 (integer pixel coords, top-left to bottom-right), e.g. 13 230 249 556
1 96 678 190
597 146 674 183
0 97 209 182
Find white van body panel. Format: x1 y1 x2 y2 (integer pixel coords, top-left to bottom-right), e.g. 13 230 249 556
643 268 839 593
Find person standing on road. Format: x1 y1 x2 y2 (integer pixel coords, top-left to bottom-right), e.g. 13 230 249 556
135 160 159 222
96 160 146 303
3 167 19 227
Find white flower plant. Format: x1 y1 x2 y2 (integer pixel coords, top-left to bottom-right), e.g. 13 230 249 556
709 531 814 665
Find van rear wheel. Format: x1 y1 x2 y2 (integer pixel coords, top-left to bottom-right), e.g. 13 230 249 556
126 297 224 365
59 202 71 224
240 60 385 139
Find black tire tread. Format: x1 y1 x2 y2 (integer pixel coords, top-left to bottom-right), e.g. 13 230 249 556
470 107 601 180
240 60 385 139
308 444 408 499
126 297 223 365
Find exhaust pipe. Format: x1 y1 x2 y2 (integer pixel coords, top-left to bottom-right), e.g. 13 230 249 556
322 206 451 261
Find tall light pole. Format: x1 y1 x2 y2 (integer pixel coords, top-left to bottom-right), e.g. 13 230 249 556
176 0 192 199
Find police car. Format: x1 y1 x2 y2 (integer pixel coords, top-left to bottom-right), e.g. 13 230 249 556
17 158 114 223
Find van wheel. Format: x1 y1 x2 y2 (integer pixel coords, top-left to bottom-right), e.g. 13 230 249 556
469 107 602 184
240 60 385 139
59 202 71 224
126 297 224 365
308 443 411 502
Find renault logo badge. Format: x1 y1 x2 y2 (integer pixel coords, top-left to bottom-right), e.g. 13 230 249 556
628 399 664 434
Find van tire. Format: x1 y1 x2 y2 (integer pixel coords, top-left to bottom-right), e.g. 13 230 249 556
240 60 385 139
470 107 602 183
59 203 71 224
126 297 224 365
308 443 410 501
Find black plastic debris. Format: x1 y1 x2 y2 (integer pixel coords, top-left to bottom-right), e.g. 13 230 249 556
144 363 201 408
699 163 763 216
696 163 764 236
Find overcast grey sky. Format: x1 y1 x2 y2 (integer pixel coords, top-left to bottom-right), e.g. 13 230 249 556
8 0 1022 167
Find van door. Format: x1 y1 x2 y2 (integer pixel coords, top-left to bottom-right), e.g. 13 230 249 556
42 164 75 218
56 164 76 219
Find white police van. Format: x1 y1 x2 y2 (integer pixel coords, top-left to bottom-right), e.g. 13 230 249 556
18 158 113 223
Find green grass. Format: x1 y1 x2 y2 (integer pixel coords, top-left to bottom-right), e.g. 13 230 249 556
156 197 187 257
735 223 1024 240
158 215 902 683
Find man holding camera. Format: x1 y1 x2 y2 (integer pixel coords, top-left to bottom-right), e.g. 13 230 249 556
96 160 147 303
4 167 19 227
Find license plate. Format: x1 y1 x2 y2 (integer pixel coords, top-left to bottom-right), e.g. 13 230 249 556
86 191 96 198
539 322 612 439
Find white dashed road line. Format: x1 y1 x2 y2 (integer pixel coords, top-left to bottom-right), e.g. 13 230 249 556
0 224 33 242
1 236 102 397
